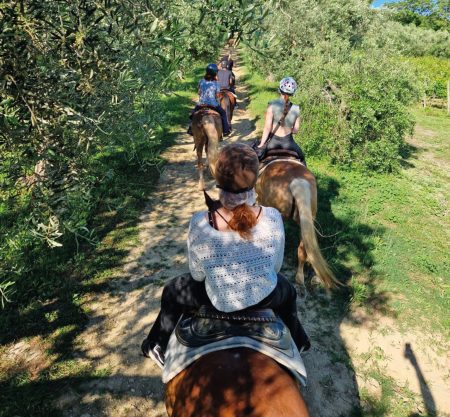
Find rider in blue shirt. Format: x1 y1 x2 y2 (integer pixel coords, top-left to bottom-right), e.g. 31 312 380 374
188 64 231 136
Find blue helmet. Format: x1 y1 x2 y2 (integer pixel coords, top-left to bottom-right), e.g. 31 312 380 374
206 63 218 76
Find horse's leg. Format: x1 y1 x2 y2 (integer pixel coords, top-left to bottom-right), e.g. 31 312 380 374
296 239 307 298
196 143 205 191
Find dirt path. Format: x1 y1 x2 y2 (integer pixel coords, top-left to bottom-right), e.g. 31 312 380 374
58 50 449 417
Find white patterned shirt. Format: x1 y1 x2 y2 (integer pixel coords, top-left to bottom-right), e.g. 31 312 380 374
187 207 285 312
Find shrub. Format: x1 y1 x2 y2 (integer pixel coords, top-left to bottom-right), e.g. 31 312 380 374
245 0 420 172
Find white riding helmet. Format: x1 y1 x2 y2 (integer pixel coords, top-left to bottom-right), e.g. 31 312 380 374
279 77 298 96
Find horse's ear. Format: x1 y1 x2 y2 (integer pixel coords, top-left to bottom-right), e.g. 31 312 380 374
203 190 214 209
203 190 221 211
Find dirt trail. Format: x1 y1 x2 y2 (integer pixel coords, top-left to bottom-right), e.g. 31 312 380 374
58 50 450 417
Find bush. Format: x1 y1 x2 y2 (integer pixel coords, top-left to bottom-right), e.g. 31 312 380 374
404 56 450 98
0 0 271 309
245 0 420 172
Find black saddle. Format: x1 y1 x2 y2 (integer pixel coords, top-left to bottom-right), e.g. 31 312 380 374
175 306 291 352
265 149 300 159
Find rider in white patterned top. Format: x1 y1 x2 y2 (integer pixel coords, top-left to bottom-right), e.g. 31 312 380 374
141 143 310 369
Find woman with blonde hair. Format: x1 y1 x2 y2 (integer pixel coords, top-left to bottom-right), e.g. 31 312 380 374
141 143 309 368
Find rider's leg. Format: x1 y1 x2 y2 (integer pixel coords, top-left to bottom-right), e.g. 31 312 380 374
187 105 201 135
257 274 310 352
144 273 211 352
215 106 231 134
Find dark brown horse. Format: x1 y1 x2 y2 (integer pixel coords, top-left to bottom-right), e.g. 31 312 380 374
192 108 223 190
165 348 309 417
256 160 338 295
219 89 236 127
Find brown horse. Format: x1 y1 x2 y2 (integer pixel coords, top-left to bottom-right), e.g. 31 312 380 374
255 160 338 295
219 89 236 126
192 109 223 190
165 348 310 417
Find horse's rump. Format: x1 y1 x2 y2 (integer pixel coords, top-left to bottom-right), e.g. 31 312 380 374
165 348 309 417
256 161 315 220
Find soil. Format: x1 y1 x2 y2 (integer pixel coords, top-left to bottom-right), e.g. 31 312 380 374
53 50 449 417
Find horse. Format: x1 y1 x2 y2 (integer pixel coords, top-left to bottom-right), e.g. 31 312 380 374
255 159 338 295
165 348 310 417
219 89 236 126
192 108 223 190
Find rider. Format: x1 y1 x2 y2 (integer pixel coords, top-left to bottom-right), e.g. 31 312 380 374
217 60 236 95
227 59 236 92
141 143 310 368
187 63 231 136
257 77 306 164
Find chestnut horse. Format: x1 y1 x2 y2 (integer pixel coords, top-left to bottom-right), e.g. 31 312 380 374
165 348 309 417
255 160 338 295
219 90 236 126
192 110 223 190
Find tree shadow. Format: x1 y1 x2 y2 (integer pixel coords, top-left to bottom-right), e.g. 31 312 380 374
0 374 165 417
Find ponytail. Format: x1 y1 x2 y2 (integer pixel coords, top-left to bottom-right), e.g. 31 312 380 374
229 204 258 240
282 94 290 126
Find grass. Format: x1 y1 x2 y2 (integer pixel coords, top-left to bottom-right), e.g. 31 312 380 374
0 63 205 417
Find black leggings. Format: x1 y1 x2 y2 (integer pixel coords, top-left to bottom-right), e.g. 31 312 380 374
267 134 306 163
145 273 310 353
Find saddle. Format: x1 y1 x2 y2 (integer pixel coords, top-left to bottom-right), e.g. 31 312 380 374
194 105 220 118
175 305 291 352
218 89 236 107
258 150 306 177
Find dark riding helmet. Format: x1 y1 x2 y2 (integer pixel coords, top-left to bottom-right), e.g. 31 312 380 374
206 63 218 76
220 60 228 69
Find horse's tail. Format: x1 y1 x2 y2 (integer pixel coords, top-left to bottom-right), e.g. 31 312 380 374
289 178 339 288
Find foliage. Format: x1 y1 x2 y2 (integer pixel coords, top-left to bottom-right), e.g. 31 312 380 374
245 0 420 172
366 18 450 58
0 0 271 309
405 55 450 98
386 0 450 31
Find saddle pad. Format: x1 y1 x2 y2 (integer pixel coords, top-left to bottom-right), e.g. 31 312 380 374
258 158 305 178
162 332 307 386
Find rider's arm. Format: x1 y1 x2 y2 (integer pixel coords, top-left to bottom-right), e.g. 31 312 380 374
273 211 285 273
259 105 274 147
292 113 300 134
187 216 206 281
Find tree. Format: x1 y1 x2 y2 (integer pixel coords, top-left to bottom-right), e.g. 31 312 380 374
387 0 450 30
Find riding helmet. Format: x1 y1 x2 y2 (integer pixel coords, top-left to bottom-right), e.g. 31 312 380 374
206 63 219 76
215 143 259 193
279 77 298 96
